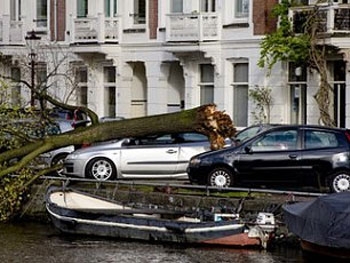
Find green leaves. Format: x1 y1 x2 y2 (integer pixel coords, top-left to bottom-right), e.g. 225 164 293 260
258 1 311 71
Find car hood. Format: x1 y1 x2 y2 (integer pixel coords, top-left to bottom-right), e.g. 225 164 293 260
191 145 238 160
73 139 125 155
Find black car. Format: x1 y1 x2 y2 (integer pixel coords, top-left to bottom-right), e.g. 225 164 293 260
187 125 350 192
233 124 280 145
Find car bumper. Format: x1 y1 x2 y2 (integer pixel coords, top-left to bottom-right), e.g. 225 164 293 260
63 160 85 178
187 166 208 185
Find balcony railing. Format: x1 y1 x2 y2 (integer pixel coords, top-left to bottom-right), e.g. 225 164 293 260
166 13 221 42
0 17 24 45
290 5 350 35
71 15 120 43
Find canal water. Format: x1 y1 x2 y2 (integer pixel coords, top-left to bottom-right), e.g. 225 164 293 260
0 222 320 263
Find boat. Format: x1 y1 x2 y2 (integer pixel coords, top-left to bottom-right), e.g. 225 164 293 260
282 192 350 259
45 186 275 249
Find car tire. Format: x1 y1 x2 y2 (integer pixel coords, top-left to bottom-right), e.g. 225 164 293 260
328 171 350 193
86 158 116 181
51 153 68 177
208 167 233 187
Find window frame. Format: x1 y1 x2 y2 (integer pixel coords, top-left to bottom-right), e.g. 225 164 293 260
232 62 249 127
199 64 214 105
288 63 307 125
105 0 118 17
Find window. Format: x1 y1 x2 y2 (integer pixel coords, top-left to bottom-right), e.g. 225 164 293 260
134 0 146 24
105 0 118 17
180 133 208 143
11 67 21 106
251 129 298 152
10 0 21 21
77 0 88 18
329 61 346 128
104 67 116 117
171 0 183 13
36 0 47 27
76 67 88 106
200 0 216 12
235 0 249 18
232 63 248 126
199 64 214 105
304 130 338 149
36 63 47 89
288 63 307 125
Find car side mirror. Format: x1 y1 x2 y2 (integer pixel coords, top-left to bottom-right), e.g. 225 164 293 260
244 145 252 153
122 138 131 146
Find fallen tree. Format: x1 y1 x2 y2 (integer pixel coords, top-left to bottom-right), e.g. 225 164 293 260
0 104 235 221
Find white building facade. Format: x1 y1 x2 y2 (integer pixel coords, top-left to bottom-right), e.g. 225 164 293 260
1 0 350 129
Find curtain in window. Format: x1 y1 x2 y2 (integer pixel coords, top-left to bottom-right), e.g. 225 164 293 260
134 0 146 24
105 0 117 17
233 85 248 126
200 85 214 104
172 0 183 13
10 0 22 21
236 0 249 17
200 64 214 82
77 0 88 18
234 63 248 82
200 0 216 12
233 63 248 126
37 0 47 26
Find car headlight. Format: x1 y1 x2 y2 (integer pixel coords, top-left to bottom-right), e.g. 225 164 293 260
67 153 80 160
189 157 201 167
39 152 52 158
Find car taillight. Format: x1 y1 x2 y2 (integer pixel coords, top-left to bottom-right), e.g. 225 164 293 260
345 131 350 143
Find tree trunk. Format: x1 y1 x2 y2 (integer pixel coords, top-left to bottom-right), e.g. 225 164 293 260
0 104 236 177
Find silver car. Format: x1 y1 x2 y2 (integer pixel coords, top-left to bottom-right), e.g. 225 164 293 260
38 119 89 175
63 132 211 181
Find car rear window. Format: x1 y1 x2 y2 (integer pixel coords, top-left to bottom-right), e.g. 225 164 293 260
304 130 339 149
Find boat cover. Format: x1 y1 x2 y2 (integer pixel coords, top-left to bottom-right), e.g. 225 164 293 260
283 192 350 249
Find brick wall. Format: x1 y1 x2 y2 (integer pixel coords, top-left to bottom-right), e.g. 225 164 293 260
50 0 66 41
253 0 278 35
149 0 158 39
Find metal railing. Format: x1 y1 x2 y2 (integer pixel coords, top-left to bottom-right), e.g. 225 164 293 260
290 4 350 35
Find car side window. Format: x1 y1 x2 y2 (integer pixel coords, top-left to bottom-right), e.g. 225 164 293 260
179 133 208 143
304 130 338 149
140 134 173 145
250 129 298 152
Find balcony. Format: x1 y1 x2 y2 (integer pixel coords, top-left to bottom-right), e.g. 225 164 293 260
71 15 120 44
290 4 350 36
0 17 24 45
166 13 221 42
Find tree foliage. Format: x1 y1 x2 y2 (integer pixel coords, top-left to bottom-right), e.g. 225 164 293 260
249 86 273 123
258 0 339 127
258 0 311 71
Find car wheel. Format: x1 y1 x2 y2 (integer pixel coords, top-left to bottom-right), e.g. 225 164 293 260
86 158 116 181
329 171 350 193
208 167 233 187
51 154 68 177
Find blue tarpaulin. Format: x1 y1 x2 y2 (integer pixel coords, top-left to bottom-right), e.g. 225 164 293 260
283 192 350 248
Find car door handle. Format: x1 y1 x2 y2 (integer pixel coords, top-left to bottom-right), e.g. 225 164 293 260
166 149 177 154
289 154 298 159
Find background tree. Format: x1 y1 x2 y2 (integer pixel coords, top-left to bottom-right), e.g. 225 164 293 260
249 86 273 123
258 0 339 127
